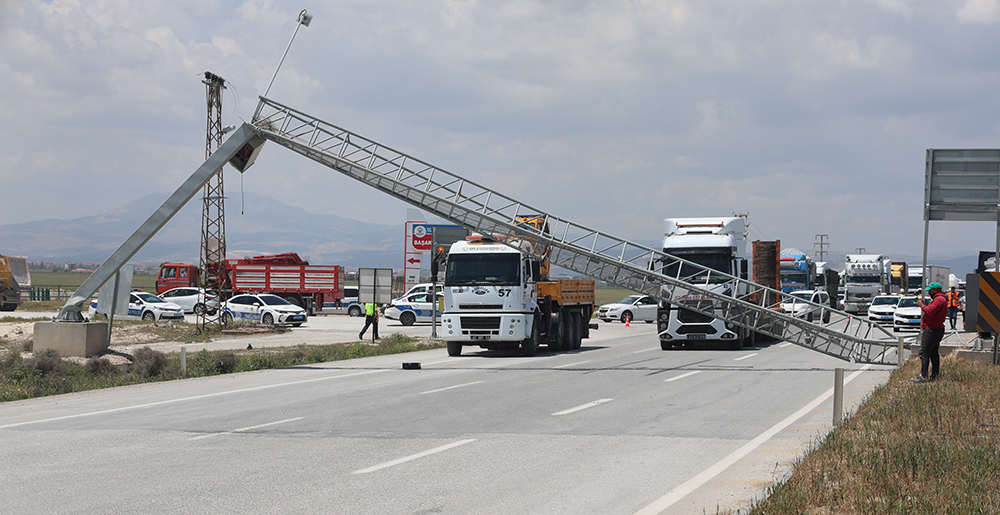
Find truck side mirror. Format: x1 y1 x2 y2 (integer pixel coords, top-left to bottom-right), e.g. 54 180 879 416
741 260 748 280
531 261 540 282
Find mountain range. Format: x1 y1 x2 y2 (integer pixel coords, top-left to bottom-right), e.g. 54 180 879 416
0 192 404 269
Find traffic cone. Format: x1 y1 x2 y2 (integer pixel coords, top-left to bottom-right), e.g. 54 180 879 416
625 315 631 327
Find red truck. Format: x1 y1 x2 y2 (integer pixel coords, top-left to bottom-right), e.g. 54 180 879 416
157 253 344 314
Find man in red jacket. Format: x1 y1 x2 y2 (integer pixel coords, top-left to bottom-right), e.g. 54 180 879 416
912 282 947 383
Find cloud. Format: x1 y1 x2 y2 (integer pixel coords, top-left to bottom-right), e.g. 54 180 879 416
957 0 1000 23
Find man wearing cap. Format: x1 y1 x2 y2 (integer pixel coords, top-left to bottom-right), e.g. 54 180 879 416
912 282 947 383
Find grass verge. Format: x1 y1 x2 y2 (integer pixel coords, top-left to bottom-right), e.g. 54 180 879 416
0 332 442 403
749 356 1000 514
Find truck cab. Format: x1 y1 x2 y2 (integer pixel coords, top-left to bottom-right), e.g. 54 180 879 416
657 217 753 350
156 263 199 294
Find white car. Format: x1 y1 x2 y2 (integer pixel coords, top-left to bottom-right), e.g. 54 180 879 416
598 295 658 323
893 297 923 332
867 295 900 324
89 291 185 322
394 283 443 304
779 290 831 323
384 292 438 326
158 287 220 315
222 293 308 327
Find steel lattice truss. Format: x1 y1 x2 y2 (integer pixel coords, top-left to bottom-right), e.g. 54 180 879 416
253 97 900 365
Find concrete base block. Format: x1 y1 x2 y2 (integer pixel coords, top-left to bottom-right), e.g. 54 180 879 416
956 350 997 364
33 322 109 357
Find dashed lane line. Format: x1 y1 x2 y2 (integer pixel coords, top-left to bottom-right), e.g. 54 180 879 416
352 439 477 474
551 399 614 416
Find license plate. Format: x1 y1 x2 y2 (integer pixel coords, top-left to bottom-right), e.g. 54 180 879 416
471 335 490 341
689 334 706 340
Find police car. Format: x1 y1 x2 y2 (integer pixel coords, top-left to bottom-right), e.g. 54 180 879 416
892 296 923 332
89 291 185 322
868 295 901 324
323 286 364 316
222 293 308 327
384 292 437 326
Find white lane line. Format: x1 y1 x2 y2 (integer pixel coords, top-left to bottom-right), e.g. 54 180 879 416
419 381 484 395
190 417 304 440
352 439 477 474
0 369 390 430
664 371 700 382
734 353 759 361
633 364 873 515
778 342 793 348
633 348 657 354
552 398 614 416
553 360 591 369
423 358 464 366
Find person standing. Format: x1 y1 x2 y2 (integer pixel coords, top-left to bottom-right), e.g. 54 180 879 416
359 302 379 340
946 286 961 330
912 282 947 383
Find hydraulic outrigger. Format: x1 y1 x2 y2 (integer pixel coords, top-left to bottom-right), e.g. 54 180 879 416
58 97 900 365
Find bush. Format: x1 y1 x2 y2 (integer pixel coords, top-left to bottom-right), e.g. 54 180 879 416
132 347 167 377
24 349 67 376
237 352 276 372
215 352 237 374
86 357 119 376
190 349 217 377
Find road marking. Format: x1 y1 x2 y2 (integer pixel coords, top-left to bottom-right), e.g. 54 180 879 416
0 369 390 430
734 353 758 361
633 364 872 515
190 417 304 440
419 381 484 395
352 439 476 474
553 360 591 369
632 348 657 354
778 342 793 348
552 398 613 416
664 371 700 382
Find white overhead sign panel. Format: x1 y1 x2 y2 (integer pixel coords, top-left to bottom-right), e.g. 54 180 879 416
925 149 1000 222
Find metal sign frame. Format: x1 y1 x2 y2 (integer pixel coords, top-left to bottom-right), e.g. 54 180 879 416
358 268 393 305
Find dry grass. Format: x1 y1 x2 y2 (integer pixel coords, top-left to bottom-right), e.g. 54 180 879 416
750 355 1000 514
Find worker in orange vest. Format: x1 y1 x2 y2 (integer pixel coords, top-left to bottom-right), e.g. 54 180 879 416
946 286 962 330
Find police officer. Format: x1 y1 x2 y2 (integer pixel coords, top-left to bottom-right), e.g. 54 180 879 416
359 302 379 340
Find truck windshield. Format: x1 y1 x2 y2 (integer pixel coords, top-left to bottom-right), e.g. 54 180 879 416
781 272 808 284
846 275 881 284
908 277 923 289
661 251 732 284
445 254 520 286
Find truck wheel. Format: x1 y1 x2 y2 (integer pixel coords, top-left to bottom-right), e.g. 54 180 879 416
447 341 462 356
548 313 565 352
400 311 416 326
570 312 583 350
142 311 156 322
348 305 362 317
521 317 539 357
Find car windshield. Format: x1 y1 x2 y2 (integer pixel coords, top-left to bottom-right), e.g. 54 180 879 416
897 298 919 308
786 292 812 302
872 297 899 306
616 296 642 305
135 292 165 303
260 295 291 306
445 253 520 286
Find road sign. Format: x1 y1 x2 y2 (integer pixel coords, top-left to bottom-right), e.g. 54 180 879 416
411 224 432 251
358 268 393 305
977 272 1000 334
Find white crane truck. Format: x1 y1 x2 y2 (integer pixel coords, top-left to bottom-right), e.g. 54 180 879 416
657 217 754 350
440 225 595 357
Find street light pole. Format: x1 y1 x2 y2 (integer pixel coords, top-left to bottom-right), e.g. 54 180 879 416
253 9 313 121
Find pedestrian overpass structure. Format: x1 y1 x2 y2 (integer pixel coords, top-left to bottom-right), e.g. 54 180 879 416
58 97 901 365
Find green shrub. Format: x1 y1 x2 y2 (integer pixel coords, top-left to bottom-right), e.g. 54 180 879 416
131 347 167 377
215 352 237 374
85 357 119 376
190 349 217 377
24 349 67 376
237 352 276 372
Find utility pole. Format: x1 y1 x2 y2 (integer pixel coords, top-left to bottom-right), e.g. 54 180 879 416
814 234 829 261
199 71 227 329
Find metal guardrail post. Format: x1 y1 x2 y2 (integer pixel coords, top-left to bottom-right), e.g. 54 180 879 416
897 336 905 368
833 367 844 427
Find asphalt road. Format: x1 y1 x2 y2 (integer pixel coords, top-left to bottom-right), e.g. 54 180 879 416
1 319 894 514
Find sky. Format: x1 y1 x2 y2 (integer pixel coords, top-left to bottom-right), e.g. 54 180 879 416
3 0 1000 262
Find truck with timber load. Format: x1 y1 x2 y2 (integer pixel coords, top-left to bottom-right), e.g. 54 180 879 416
440 217 596 357
0 255 30 311
156 252 344 315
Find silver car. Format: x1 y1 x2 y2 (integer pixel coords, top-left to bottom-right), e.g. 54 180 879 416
598 295 658 323
159 287 220 315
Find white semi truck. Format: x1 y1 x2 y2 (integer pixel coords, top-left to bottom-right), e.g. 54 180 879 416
440 227 595 357
843 254 891 314
656 217 754 350
906 265 950 294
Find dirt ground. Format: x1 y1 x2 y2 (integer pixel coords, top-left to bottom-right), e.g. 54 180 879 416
0 320 181 366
